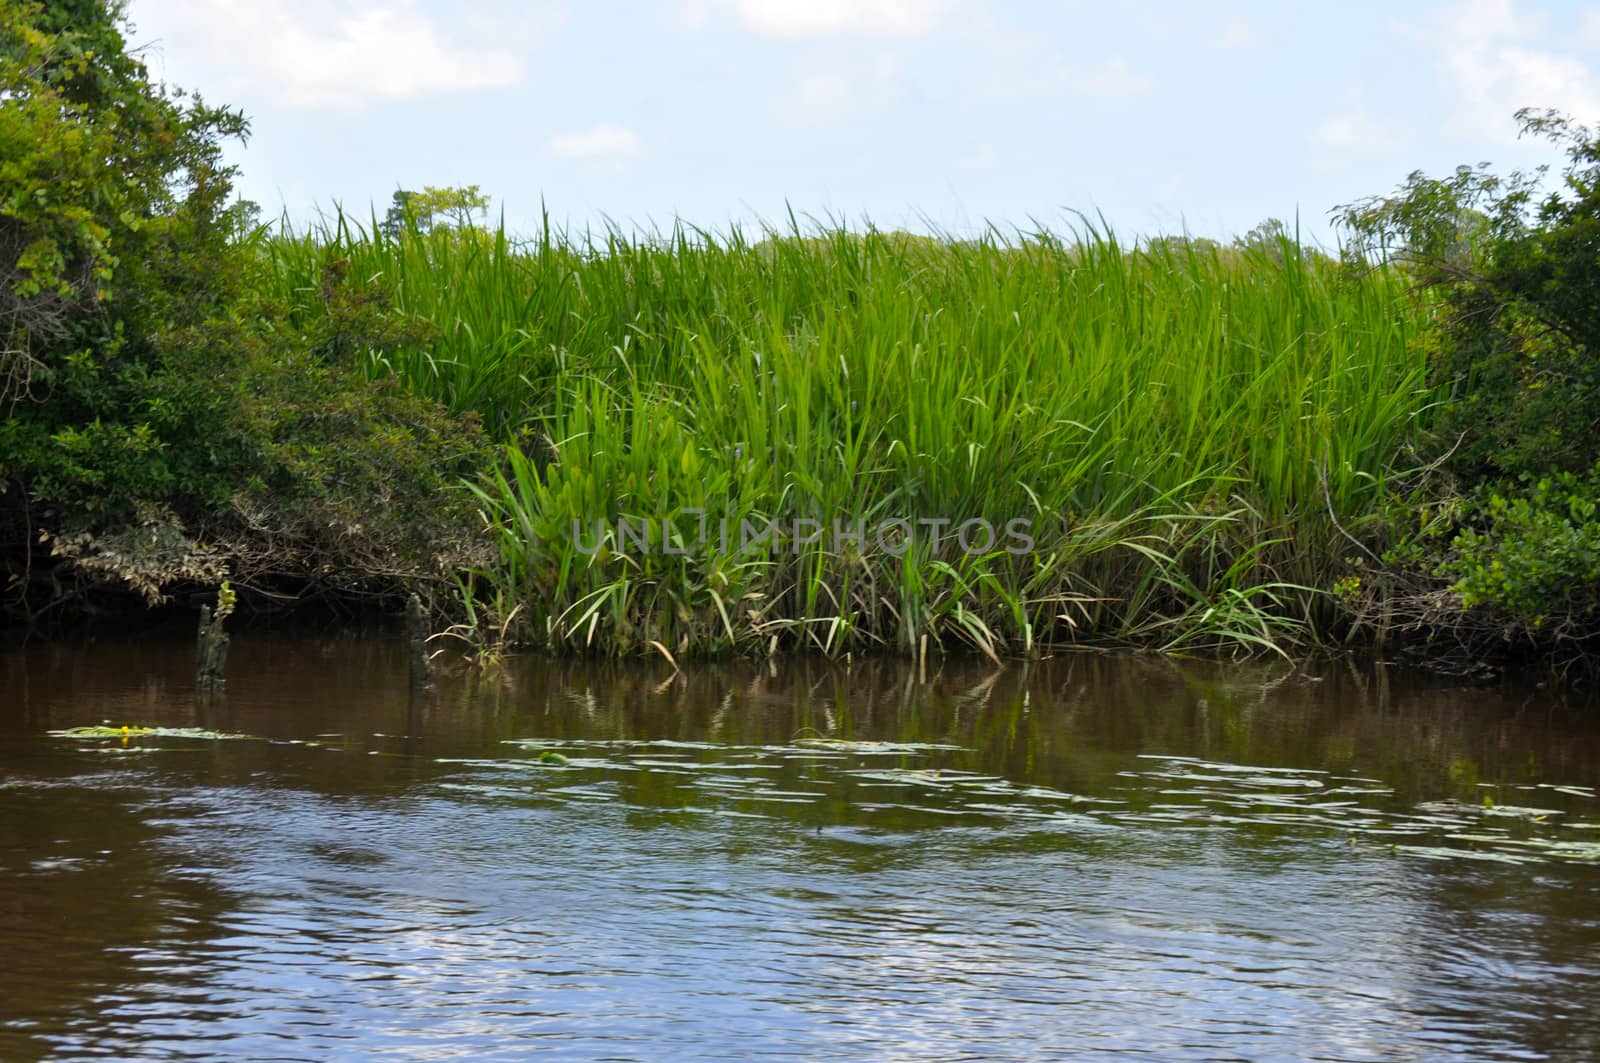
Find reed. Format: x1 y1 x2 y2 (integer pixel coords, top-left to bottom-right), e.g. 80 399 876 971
262 215 1433 658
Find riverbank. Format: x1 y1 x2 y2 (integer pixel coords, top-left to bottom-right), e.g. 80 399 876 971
3 211 1586 675
260 220 1435 661
9 2 1597 674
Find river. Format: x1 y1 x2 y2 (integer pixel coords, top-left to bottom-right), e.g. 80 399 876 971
3 628 1599 1060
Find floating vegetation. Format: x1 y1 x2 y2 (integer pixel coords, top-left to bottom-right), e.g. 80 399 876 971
794 739 972 755
461 737 1600 867
54 725 159 738
1481 804 1563 821
1393 845 1538 865
1539 784 1597 798
1105 757 1600 866
51 725 253 741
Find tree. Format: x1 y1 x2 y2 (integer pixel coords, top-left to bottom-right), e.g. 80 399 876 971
0 0 491 619
0 0 248 402
1240 217 1289 247
1336 110 1600 651
1235 217 1294 264
378 185 490 237
418 184 490 229
380 190 417 239
1339 109 1600 480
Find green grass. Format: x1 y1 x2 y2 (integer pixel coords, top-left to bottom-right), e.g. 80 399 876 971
262 214 1435 659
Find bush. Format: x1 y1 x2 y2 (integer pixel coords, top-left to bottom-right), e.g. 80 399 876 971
1337 110 1600 664
1447 466 1600 632
1340 109 1600 483
0 1 491 618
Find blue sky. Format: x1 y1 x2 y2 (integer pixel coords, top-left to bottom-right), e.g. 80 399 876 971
124 0 1600 246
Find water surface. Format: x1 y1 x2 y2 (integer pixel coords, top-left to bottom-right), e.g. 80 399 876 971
3 631 1599 1060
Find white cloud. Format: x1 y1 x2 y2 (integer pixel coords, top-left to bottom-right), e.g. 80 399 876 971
1215 15 1258 48
1422 0 1600 140
1439 0 1545 41
545 125 642 160
971 45 1155 103
776 53 905 126
1583 8 1600 47
545 124 642 162
1055 56 1156 98
128 0 537 111
956 144 997 170
1312 111 1402 156
679 0 953 38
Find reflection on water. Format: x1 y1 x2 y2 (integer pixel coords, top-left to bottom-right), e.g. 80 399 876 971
2 631 1599 1061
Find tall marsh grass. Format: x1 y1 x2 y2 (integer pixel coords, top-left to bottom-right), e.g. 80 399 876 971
264 216 1434 659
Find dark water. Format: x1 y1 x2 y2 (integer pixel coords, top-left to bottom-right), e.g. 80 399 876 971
3 631 1600 1062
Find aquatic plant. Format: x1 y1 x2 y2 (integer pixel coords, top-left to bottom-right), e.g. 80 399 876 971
262 216 1432 658
51 725 252 740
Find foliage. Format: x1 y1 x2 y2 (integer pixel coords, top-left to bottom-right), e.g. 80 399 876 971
0 0 249 402
1324 114 1600 665
227 333 493 594
1447 466 1600 631
261 215 1432 658
0 1 491 618
380 191 416 240
380 185 490 237
1333 110 1600 665
1339 109 1600 481
1234 217 1297 265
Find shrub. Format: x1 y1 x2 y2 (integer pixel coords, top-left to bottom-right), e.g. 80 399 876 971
0 1 491 618
1336 111 1600 664
1340 109 1600 483
1447 466 1600 632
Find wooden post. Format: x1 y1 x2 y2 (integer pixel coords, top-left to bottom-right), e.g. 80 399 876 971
406 594 430 690
195 582 235 696
195 602 229 694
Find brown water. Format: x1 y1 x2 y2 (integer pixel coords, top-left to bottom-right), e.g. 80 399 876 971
3 629 1600 1061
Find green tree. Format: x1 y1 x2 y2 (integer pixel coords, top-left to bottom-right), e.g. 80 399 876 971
0 0 490 618
1340 109 1600 480
1234 217 1295 264
378 185 490 237
1 0 248 401
1239 217 1289 247
415 184 490 229
379 189 416 239
1337 110 1600 652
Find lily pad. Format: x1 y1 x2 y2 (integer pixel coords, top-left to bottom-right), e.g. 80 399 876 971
51 725 252 740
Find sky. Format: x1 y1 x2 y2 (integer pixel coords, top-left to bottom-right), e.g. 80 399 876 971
122 0 1600 247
